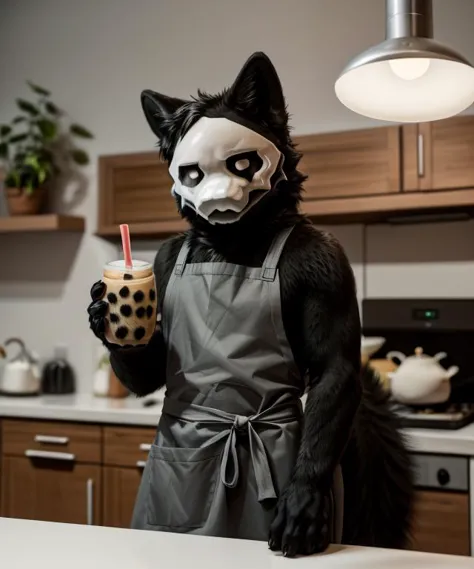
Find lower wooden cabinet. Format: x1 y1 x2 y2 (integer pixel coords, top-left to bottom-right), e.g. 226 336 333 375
1 456 101 525
1 418 473 558
411 490 470 557
103 466 143 528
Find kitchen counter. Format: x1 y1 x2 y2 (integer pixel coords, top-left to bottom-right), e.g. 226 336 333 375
0 392 164 426
2 517 473 569
2 393 474 456
0 390 474 457
404 424 474 456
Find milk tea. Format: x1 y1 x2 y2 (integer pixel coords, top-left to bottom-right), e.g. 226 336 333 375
103 260 157 346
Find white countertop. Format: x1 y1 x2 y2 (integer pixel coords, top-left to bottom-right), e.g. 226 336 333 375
2 517 473 569
1 393 474 456
0 392 163 426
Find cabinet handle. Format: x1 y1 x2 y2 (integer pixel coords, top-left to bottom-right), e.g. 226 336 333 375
417 133 425 177
136 460 147 468
34 435 69 445
139 443 151 452
25 449 75 461
86 478 94 525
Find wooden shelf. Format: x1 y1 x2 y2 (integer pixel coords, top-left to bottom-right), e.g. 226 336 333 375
0 214 86 234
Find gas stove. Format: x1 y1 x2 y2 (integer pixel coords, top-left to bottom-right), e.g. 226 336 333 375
363 298 474 431
392 403 474 430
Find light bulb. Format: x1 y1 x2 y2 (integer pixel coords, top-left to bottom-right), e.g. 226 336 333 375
389 58 431 80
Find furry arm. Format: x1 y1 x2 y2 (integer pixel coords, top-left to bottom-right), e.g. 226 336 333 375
295 235 361 488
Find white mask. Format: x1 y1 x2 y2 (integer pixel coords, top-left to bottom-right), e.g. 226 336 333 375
169 117 286 224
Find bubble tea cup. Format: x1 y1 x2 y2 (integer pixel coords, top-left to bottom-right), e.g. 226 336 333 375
103 260 157 346
103 224 157 347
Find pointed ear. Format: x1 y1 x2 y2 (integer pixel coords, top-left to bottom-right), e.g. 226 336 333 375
141 90 187 138
227 52 287 122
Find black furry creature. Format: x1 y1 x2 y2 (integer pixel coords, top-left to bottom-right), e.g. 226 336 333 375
88 52 413 556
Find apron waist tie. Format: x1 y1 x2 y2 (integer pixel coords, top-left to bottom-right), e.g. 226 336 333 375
162 397 302 503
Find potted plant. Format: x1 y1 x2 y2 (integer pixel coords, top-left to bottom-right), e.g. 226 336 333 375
0 81 94 216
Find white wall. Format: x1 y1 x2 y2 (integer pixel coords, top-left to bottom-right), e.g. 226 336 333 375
0 0 473 391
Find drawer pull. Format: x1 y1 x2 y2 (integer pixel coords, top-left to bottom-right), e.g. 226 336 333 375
86 478 94 525
136 460 147 468
34 435 69 445
25 449 75 461
139 443 151 452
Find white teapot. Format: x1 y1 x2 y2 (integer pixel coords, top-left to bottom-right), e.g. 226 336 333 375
387 347 459 406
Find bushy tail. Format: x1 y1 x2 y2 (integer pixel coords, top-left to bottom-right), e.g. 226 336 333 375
341 365 415 549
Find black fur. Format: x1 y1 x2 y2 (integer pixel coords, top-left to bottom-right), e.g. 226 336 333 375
87 52 413 554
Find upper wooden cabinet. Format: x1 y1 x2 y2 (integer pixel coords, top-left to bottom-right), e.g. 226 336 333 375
98 152 186 237
403 115 474 192
97 115 474 238
297 126 401 199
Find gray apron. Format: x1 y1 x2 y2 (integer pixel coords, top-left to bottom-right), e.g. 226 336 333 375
132 226 343 542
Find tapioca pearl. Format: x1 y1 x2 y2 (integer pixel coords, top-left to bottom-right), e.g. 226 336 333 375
136 306 146 319
107 292 117 304
149 289 156 301
124 273 133 280
120 304 132 317
119 286 130 298
115 326 128 340
110 313 120 324
146 305 153 319
133 290 144 303
134 327 146 341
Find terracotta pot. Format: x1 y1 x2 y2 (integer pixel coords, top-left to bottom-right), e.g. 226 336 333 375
5 187 46 216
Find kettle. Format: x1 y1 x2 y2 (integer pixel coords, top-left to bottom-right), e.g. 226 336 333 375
0 338 41 396
387 346 459 406
41 346 75 395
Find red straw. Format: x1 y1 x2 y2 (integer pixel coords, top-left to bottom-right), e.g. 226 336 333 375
120 224 133 270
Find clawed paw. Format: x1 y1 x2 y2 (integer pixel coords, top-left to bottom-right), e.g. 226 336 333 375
268 482 331 557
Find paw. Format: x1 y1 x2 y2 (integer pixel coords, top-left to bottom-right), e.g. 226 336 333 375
87 280 116 349
268 482 331 557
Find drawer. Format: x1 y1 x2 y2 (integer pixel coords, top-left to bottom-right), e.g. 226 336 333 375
2 420 101 464
103 426 156 468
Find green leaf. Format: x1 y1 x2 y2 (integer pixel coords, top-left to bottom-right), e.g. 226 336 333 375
0 142 8 158
27 81 51 97
9 133 29 143
24 155 40 170
12 116 27 124
25 180 35 195
37 119 57 141
1 125 12 137
5 171 20 188
70 123 94 139
70 148 89 165
16 99 39 116
45 101 61 116
38 168 47 184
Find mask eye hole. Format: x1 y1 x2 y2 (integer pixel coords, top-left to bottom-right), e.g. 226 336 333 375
178 164 204 188
226 151 263 182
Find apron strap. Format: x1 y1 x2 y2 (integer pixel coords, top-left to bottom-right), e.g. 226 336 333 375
260 225 296 282
174 237 192 276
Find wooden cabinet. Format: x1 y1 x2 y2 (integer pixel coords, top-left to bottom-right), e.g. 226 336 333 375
98 152 186 237
297 126 401 200
403 116 474 193
96 116 474 237
103 466 143 528
2 457 101 525
1 420 102 525
411 490 470 557
102 426 156 528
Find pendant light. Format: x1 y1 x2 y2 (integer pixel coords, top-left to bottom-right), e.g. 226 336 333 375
335 0 474 123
